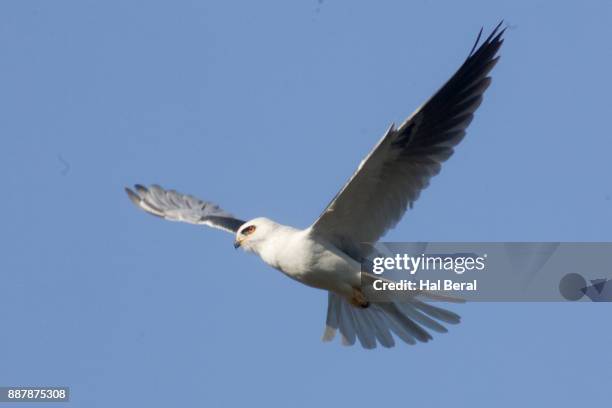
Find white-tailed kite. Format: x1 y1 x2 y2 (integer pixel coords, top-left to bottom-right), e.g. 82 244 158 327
126 23 505 348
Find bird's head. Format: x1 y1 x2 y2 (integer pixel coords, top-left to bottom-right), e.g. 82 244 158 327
234 217 278 252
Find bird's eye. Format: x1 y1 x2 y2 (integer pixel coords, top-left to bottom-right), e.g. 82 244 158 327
241 225 256 236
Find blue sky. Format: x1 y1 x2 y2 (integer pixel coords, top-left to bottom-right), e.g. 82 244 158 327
1 1 611 407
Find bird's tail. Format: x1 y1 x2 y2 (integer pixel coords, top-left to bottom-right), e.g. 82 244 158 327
322 292 461 348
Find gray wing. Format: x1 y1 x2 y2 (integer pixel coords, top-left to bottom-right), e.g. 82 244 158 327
125 184 245 234
311 23 505 260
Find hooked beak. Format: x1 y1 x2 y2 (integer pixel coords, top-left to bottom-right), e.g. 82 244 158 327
233 239 242 249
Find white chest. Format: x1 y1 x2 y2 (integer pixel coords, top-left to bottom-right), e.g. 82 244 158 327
257 229 360 291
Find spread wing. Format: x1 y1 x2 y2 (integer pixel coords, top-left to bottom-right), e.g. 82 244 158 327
125 184 245 234
310 23 505 260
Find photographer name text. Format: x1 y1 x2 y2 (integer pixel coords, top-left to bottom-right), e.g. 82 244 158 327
372 279 478 292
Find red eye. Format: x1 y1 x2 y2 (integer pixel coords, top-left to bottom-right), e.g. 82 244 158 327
241 225 256 236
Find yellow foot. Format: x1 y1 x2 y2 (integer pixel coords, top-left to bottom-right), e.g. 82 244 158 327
350 288 370 308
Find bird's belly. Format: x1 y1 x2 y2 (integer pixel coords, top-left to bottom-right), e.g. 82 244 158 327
295 266 357 293
275 244 360 293
256 229 361 295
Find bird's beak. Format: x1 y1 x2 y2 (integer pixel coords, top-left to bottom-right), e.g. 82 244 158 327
233 239 242 249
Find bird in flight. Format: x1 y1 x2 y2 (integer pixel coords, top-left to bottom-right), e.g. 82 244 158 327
126 23 505 348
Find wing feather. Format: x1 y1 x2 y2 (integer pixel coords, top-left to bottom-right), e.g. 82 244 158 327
125 184 245 234
310 23 505 259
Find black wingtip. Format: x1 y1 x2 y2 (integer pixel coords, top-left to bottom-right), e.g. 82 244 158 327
495 19 505 32
134 184 148 194
468 21 506 58
468 27 484 57
488 20 507 44
125 187 142 206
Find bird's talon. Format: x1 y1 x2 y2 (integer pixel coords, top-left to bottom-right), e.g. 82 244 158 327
351 288 370 308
